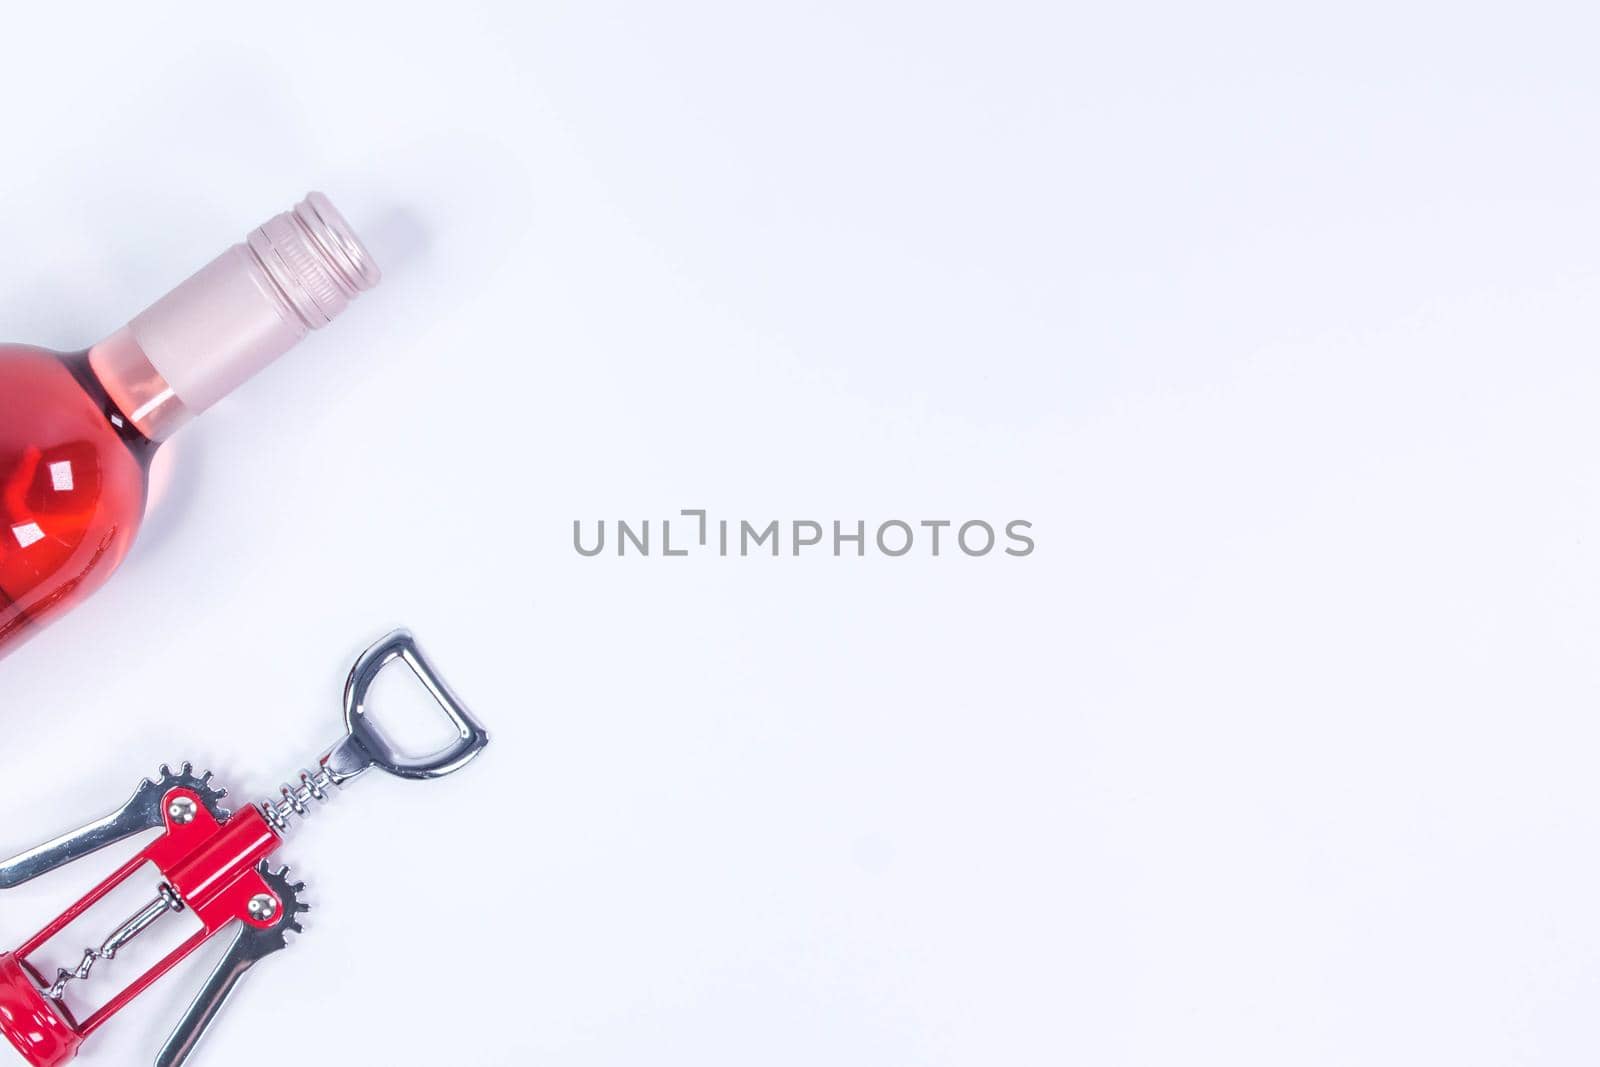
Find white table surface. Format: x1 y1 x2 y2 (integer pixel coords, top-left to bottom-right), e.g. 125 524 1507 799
3 2 1599 1064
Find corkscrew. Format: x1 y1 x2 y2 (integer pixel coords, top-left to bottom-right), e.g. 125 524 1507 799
0 630 489 1067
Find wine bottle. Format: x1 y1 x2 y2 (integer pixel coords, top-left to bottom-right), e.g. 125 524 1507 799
0 193 379 659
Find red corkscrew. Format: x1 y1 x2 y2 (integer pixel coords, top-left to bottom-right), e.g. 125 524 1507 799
0 630 489 1066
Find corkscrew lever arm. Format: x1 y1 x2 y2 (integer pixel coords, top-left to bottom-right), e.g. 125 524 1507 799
152 932 258 1067
0 764 229 890
155 864 306 1067
0 802 154 891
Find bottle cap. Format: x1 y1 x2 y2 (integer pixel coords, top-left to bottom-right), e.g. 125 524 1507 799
127 192 381 415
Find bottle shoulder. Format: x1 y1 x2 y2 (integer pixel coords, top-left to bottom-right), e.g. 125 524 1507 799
0 344 157 468
0 343 151 652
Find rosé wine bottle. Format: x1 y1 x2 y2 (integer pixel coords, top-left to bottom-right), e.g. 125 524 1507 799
0 193 379 660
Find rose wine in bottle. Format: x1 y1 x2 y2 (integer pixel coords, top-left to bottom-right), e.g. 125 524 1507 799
0 193 379 659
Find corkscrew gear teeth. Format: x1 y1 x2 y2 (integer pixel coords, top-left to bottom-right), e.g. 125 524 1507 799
0 629 489 1067
258 864 310 938
155 763 232 821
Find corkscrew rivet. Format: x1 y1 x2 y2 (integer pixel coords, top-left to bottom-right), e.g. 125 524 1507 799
168 798 197 825
246 895 277 923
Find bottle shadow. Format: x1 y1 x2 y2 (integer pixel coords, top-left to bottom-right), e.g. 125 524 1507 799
133 433 203 564
363 204 432 268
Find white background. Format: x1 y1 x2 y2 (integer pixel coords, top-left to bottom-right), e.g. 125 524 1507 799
2 2 1599 1064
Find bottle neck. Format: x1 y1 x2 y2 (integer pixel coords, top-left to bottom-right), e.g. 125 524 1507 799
86 193 380 443
87 327 190 442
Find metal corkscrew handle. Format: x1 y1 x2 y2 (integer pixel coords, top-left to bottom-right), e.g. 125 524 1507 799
334 628 492 781
263 630 492 831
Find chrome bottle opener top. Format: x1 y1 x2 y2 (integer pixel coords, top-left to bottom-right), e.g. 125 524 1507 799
0 629 489 1067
